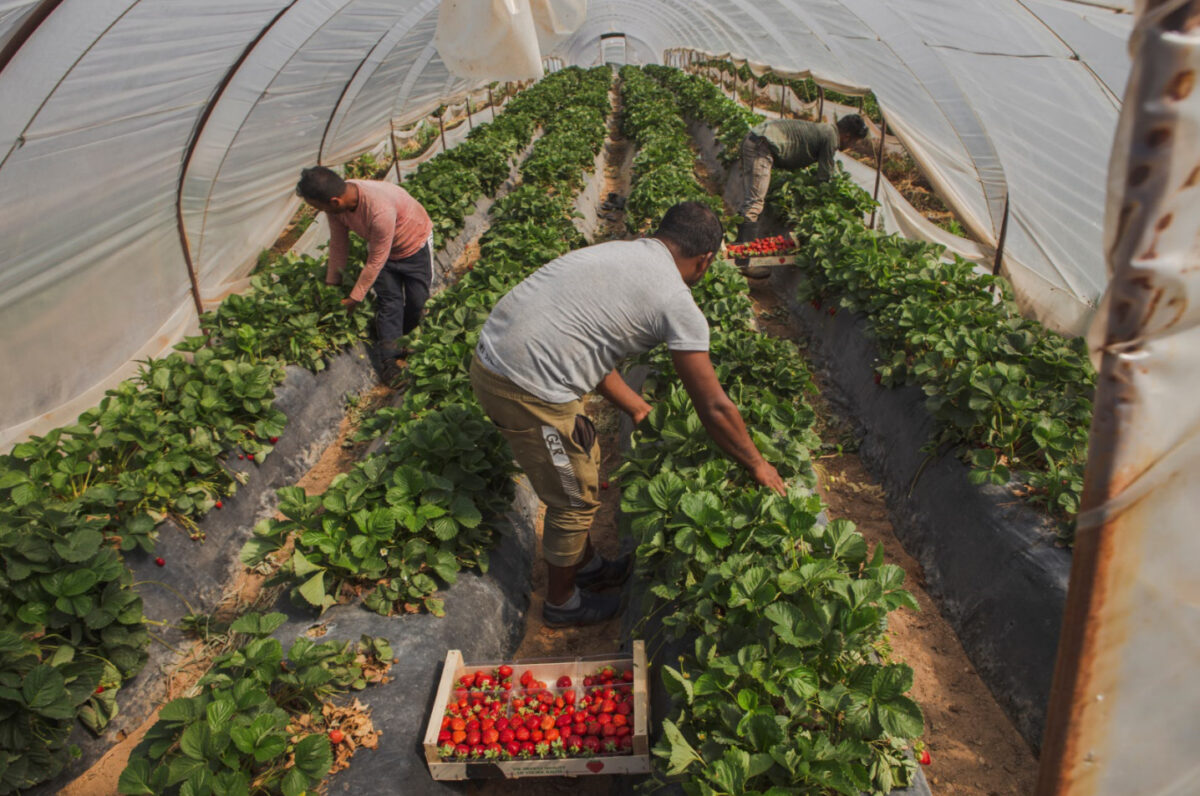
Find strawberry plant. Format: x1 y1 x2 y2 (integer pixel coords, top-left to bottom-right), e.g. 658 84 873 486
644 64 762 164
249 67 614 618
119 612 392 795
611 67 923 794
242 405 515 616
769 168 1093 536
0 73 595 792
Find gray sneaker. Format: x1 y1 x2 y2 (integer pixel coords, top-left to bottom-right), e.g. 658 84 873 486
542 589 621 628
575 553 633 591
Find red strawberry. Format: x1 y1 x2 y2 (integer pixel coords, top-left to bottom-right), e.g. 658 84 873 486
498 664 513 678
618 735 633 751
582 736 600 753
247 453 255 461
438 729 452 744
600 481 610 489
563 689 576 705
506 740 521 757
556 675 572 688
918 749 932 765
214 500 223 509
270 436 279 443
237 453 244 460
498 728 514 743
465 730 481 746
874 373 882 385
95 686 105 694
615 702 631 716
515 726 530 741
154 557 165 567
329 729 345 744
519 670 534 687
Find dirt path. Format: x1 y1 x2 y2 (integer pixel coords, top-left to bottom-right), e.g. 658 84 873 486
467 79 635 796
750 282 1038 795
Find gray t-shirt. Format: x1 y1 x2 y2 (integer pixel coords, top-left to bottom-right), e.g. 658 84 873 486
476 238 710 403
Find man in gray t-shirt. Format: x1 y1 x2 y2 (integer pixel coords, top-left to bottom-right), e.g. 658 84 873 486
470 202 786 628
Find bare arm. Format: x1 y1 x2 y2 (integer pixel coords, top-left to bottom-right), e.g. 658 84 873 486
326 217 350 284
596 369 652 425
671 349 786 495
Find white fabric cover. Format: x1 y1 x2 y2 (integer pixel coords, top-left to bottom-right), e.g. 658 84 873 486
434 0 586 81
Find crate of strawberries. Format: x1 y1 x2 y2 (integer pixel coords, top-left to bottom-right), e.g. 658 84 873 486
725 234 798 265
423 641 649 779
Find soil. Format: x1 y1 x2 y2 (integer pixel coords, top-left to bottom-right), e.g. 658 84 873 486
845 145 961 233
749 283 1038 795
596 81 634 242
58 384 395 796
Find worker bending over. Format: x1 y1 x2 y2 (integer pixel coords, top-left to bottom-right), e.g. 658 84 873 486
296 166 433 380
735 115 869 275
470 201 787 628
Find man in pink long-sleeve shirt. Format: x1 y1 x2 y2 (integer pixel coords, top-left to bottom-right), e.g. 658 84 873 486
296 166 434 375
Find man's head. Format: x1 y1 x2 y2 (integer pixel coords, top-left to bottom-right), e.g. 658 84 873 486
296 166 354 214
836 114 869 150
652 201 723 286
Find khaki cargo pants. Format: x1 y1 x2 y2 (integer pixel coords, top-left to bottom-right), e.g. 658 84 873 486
738 133 774 223
469 357 600 567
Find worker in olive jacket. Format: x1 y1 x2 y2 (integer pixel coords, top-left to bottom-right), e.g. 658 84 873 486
734 115 869 275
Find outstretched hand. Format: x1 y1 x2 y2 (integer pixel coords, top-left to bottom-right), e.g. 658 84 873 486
340 297 360 310
752 461 787 496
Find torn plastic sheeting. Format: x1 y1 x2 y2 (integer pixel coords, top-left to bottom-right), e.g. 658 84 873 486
274 476 541 795
27 344 378 795
1037 4 1200 792
771 267 1071 750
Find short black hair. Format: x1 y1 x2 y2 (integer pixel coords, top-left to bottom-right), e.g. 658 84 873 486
837 114 869 140
653 201 723 258
296 166 346 203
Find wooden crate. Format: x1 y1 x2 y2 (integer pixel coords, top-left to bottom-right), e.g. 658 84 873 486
423 641 650 780
745 253 798 267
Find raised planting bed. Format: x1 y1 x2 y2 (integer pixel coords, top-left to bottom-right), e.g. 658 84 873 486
768 271 1070 750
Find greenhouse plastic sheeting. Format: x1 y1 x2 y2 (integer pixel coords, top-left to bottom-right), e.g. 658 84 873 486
0 0 1132 448
0 0 485 448
557 0 1132 335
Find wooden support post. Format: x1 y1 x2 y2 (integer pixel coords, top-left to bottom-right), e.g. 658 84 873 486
992 195 1011 275
869 116 888 230
817 85 825 122
465 96 473 130
438 111 447 152
780 82 787 117
488 87 496 121
389 120 402 183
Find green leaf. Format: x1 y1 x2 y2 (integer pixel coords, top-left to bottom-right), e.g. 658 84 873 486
660 718 702 777
297 572 326 607
117 758 157 795
661 666 694 705
229 612 288 637
876 695 924 738
292 732 334 778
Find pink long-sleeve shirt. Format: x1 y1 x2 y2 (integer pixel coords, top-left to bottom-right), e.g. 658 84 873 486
325 180 433 302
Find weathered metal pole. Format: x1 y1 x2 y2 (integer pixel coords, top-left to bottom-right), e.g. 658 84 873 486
869 116 888 229
991 194 1011 276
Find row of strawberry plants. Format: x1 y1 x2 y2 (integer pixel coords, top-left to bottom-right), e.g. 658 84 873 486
695 59 883 124
239 66 614 619
0 74 581 794
652 63 1092 536
618 66 722 233
644 64 761 166
771 171 1093 534
619 65 924 795
119 612 392 796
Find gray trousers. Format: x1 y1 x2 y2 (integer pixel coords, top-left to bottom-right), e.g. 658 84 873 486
738 134 774 223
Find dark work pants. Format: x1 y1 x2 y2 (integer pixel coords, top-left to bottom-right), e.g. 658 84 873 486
373 239 432 361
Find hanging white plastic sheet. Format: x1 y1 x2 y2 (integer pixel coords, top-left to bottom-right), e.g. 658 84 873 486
435 0 587 81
